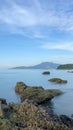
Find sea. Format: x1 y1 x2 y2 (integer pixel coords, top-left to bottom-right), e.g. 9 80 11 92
0 69 73 117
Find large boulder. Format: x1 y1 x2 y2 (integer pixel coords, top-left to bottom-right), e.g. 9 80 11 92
15 82 27 94
48 78 67 84
21 87 53 104
4 99 69 130
15 82 62 104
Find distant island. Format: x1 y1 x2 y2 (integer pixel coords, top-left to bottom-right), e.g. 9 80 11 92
11 62 59 69
57 64 73 70
11 62 73 70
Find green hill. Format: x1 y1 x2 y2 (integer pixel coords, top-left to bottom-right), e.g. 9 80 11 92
57 64 73 69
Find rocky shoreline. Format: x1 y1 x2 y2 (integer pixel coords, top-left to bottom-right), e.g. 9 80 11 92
0 82 73 130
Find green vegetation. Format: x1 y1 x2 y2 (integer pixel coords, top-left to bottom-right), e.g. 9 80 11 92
57 64 73 69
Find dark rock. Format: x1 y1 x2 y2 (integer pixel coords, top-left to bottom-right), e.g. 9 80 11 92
0 98 7 105
71 114 73 118
0 98 7 117
68 71 73 73
48 78 67 84
60 115 73 127
42 71 50 75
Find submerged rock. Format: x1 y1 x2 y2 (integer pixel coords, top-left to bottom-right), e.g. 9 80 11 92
42 71 50 75
68 71 73 73
48 78 67 84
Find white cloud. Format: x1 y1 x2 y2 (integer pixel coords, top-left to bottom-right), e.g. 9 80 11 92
48 54 73 64
0 3 37 26
41 42 73 51
0 0 73 35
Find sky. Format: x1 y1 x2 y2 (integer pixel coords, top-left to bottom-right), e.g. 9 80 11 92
0 0 73 68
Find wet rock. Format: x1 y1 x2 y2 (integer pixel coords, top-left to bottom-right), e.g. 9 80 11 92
15 82 62 104
68 71 73 73
48 78 67 84
15 82 27 94
60 115 73 127
0 98 7 105
42 71 50 75
0 98 7 117
71 114 73 118
5 99 69 130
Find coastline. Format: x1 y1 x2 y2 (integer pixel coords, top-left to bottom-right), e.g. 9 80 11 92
0 82 73 130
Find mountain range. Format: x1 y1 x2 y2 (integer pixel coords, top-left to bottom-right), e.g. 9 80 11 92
12 62 60 69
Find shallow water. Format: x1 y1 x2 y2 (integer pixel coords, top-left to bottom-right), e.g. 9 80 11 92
0 69 73 117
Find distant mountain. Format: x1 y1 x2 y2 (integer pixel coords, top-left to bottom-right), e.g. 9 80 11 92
12 62 60 69
57 64 73 70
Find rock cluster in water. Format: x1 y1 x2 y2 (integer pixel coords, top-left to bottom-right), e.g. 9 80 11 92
0 82 73 130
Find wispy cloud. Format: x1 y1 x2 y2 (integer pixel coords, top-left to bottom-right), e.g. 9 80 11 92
41 42 73 51
47 54 73 64
0 0 73 36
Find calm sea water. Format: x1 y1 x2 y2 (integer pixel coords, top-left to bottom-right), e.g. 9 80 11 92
0 69 73 117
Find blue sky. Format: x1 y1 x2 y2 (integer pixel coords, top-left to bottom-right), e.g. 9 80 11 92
0 0 73 68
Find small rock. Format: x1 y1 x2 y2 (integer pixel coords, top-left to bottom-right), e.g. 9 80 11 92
42 71 50 75
48 78 67 84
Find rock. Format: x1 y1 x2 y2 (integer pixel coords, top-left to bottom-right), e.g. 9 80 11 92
15 82 62 104
0 81 72 130
48 78 67 84
0 98 7 117
15 82 27 94
0 98 7 105
42 71 50 75
71 114 73 118
4 99 69 130
0 118 17 130
0 104 3 117
60 115 73 127
68 71 73 73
